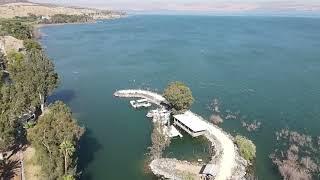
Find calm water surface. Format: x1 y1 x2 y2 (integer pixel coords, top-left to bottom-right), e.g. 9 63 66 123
40 15 320 180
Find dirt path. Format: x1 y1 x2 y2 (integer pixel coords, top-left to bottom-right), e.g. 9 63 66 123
203 122 236 180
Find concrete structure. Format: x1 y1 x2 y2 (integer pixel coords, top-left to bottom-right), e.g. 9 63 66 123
200 164 218 179
168 125 183 138
114 89 169 105
173 111 208 137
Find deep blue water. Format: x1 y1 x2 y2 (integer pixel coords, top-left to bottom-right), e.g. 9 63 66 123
41 15 320 180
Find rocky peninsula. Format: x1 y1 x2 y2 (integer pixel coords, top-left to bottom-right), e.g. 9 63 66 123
114 88 249 180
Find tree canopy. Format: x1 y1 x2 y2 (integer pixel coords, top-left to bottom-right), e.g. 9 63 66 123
27 101 84 180
23 39 42 51
163 81 194 112
0 17 82 179
7 48 58 111
0 20 32 40
41 14 94 24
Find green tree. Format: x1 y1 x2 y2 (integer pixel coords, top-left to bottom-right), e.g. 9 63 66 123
7 49 58 112
42 14 93 24
235 135 256 162
27 101 84 180
62 175 76 180
59 140 75 175
0 20 32 40
0 115 16 152
0 84 19 152
27 49 59 112
163 81 194 112
23 39 42 51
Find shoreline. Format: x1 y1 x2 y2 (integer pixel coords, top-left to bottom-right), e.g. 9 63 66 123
33 21 97 39
33 15 126 39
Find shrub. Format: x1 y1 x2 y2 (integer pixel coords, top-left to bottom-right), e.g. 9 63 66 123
23 39 42 51
0 20 32 39
235 135 256 162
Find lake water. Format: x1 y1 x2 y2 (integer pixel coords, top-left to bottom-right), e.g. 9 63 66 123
40 15 320 180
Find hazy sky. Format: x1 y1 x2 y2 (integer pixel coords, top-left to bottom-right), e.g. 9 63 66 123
31 0 320 12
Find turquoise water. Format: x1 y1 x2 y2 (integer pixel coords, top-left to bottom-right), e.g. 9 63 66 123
40 15 320 180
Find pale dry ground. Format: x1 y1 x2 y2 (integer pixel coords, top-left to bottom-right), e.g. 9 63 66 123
0 36 24 55
203 122 236 180
0 2 120 19
150 158 202 180
175 162 202 179
23 147 43 180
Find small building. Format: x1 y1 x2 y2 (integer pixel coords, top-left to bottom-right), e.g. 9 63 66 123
173 111 207 137
199 164 217 179
41 15 51 20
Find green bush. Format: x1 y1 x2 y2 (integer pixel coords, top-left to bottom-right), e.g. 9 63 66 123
235 135 256 162
163 81 194 112
0 20 32 39
23 39 42 51
42 14 93 24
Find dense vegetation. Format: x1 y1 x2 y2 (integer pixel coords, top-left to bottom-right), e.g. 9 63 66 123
41 14 94 24
235 135 256 162
23 39 42 51
0 17 83 179
163 81 194 112
0 19 33 39
28 102 84 179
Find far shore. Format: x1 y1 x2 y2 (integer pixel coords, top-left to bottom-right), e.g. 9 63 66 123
33 21 97 39
32 15 127 39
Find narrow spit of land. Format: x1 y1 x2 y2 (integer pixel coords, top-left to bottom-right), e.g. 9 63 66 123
114 89 245 180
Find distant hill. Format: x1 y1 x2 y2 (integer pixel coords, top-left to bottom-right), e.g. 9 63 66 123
0 1 125 19
0 0 29 5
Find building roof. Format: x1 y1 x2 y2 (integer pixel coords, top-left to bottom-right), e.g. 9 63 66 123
173 111 208 132
201 164 217 176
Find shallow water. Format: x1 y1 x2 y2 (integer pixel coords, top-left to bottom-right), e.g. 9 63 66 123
41 15 320 180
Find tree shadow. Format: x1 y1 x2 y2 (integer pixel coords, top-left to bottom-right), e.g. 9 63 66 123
47 89 76 104
0 159 21 179
77 128 102 180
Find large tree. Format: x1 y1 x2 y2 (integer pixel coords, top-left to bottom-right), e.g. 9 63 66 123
0 77 19 152
163 81 194 112
7 49 58 112
60 140 75 175
27 49 59 112
27 101 84 180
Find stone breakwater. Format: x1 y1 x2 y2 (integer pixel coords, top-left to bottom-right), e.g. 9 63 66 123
114 89 168 105
114 89 247 179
